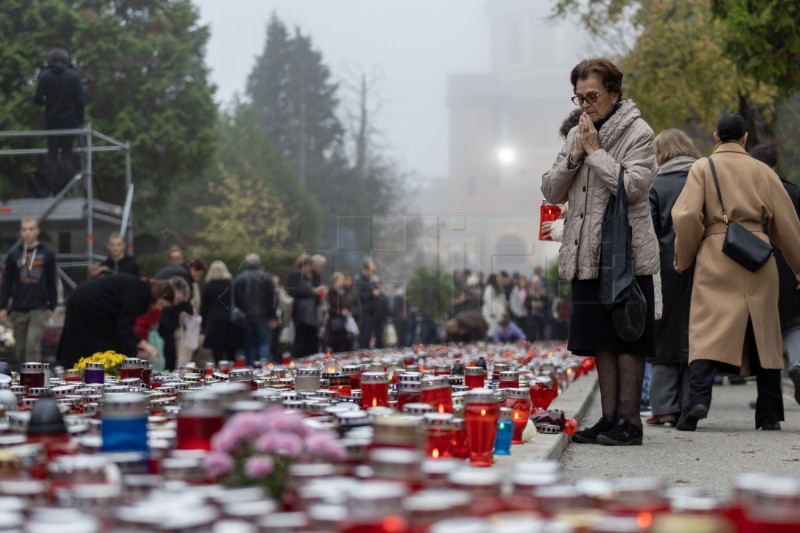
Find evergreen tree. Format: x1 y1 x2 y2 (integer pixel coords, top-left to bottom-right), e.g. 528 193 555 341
247 14 344 191
0 0 216 220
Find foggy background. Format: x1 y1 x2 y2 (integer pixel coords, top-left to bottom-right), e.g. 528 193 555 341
195 0 586 185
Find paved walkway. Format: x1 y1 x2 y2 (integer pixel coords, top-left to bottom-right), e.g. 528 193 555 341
560 377 800 497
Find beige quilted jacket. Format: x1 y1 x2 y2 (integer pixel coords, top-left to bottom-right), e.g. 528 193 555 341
541 100 659 280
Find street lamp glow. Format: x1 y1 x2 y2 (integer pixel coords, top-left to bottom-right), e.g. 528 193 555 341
497 146 516 165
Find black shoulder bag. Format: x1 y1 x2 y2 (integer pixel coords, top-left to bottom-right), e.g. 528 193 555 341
599 167 647 343
707 156 773 272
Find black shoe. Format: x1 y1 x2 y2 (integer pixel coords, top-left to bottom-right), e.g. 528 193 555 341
676 404 709 432
729 376 747 385
789 365 800 406
596 418 643 446
761 422 781 431
748 400 757 410
571 416 616 444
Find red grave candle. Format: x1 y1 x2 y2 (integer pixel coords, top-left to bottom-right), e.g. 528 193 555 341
464 367 487 389
176 391 225 451
498 371 519 389
503 388 532 444
538 202 562 241
396 381 422 413
424 413 454 459
529 377 557 409
361 372 389 409
463 389 500 467
420 376 453 414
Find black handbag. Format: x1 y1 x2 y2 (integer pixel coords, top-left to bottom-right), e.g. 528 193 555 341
707 157 773 272
600 167 647 343
328 315 347 335
229 281 246 328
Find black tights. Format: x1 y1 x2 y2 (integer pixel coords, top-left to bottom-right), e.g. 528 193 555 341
595 352 645 428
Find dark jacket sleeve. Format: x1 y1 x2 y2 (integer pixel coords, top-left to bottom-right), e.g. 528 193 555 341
200 284 211 328
263 275 278 321
118 287 147 357
0 250 16 310
287 270 314 298
45 248 57 310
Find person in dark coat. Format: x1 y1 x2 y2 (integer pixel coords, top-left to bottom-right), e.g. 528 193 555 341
200 260 240 364
233 254 278 364
750 144 800 404
155 248 203 370
646 129 701 426
325 272 354 353
56 275 188 369
357 260 386 349
0 218 58 364
34 48 86 195
446 311 489 343
100 233 140 277
288 254 323 358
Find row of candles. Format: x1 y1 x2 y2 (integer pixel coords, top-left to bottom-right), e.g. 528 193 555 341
0 340 799 531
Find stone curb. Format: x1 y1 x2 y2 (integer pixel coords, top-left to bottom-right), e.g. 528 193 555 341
493 370 598 474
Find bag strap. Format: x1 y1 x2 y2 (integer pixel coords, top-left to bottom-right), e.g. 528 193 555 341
230 279 236 308
707 156 729 226
616 166 625 196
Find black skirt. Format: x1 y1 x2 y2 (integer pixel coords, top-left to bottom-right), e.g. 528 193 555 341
568 276 656 357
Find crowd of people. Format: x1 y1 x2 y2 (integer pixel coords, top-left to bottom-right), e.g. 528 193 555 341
4 49 800 448
0 216 573 373
542 57 800 446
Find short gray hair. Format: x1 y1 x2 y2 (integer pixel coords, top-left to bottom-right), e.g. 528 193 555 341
311 254 327 265
244 253 262 268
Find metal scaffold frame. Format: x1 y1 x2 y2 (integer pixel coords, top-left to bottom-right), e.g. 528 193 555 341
0 124 133 289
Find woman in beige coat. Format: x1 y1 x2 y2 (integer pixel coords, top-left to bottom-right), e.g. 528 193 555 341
542 58 659 446
672 113 800 431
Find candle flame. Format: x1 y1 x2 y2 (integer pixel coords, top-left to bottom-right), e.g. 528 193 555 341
513 412 519 420
327 367 336 373
372 398 377 408
438 405 444 413
481 409 486 416
432 448 440 459
637 512 653 529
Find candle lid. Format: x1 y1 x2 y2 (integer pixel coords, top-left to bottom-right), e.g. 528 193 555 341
361 372 388 384
21 362 43 371
465 367 486 376
503 388 530 399
499 371 519 380
296 368 320 377
423 412 454 427
499 407 513 420
397 372 422 382
340 365 361 376
101 392 146 416
396 381 422 393
464 388 498 403
402 402 434 415
229 368 254 381
420 376 450 390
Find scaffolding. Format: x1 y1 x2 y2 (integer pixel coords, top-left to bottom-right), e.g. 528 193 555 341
0 125 133 289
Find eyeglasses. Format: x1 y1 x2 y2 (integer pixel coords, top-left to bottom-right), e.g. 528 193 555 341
571 91 607 106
